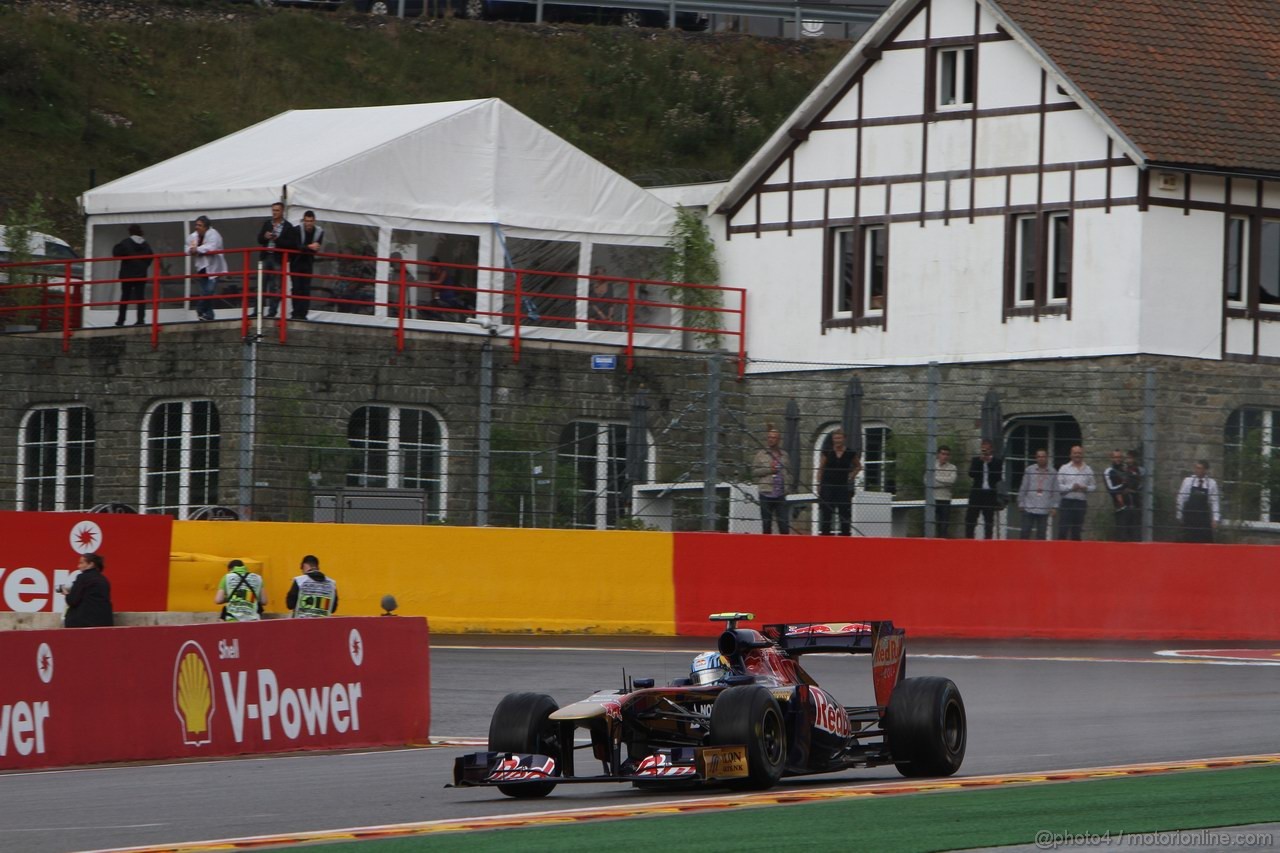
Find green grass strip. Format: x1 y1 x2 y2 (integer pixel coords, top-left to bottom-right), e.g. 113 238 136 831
315 765 1280 852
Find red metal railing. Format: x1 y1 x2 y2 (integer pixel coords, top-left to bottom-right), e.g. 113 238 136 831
0 248 748 374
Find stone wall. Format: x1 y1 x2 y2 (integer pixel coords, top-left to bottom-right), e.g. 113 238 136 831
2 323 1277 541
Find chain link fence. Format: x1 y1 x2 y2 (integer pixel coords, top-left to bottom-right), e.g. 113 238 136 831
2 325 1277 543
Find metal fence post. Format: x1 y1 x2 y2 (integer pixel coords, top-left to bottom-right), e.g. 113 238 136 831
702 353 722 531
1142 367 1156 542
238 331 258 520
925 361 939 537
477 336 494 527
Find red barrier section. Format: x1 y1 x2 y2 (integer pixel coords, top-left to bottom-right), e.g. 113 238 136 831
0 617 430 770
673 535 1280 640
0 512 172 615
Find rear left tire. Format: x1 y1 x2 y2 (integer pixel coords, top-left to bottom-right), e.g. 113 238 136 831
885 676 966 777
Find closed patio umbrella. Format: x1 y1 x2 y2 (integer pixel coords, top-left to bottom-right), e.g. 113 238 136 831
842 375 864 453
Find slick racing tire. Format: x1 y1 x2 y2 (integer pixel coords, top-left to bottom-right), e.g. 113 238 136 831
709 685 786 790
885 676 966 777
488 692 561 798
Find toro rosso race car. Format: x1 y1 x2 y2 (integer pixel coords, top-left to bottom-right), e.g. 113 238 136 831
452 613 966 797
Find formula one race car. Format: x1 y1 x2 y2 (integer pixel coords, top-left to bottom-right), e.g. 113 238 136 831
451 613 966 797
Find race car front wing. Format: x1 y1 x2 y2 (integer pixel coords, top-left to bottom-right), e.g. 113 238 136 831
450 745 750 788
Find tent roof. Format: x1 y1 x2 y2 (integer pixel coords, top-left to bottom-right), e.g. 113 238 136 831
81 99 674 237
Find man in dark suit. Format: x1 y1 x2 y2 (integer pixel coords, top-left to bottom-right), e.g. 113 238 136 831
965 439 1003 539
290 211 324 320
257 202 299 318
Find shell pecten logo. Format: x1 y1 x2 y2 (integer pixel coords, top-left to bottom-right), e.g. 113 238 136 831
173 640 216 746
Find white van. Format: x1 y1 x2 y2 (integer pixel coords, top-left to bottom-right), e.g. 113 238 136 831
0 226 81 272
0 226 84 330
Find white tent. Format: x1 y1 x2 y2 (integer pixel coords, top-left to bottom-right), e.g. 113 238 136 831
79 99 681 340
81 98 674 238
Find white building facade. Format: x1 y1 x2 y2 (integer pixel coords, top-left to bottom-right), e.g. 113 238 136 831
705 0 1280 539
711 0 1280 368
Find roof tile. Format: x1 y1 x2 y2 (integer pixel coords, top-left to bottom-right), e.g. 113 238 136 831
993 0 1280 173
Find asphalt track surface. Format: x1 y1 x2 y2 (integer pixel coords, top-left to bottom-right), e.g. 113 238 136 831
3 638 1279 853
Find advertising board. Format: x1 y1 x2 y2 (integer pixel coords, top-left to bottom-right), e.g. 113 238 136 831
0 617 431 770
0 512 172 615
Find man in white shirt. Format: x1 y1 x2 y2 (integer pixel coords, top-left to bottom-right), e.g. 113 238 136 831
186 215 227 322
926 445 958 537
1176 460 1221 543
1017 448 1057 540
1056 445 1096 540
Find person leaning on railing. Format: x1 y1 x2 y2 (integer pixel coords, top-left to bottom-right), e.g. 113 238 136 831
186 216 227 322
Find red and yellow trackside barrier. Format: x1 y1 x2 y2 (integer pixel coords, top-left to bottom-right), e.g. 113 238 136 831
170 522 676 634
673 534 1280 640
166 521 1280 640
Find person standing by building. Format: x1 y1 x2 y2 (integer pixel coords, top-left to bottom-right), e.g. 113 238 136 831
752 425 791 534
286 555 339 618
257 202 298 319
59 553 113 628
1105 448 1140 541
817 428 861 535
1017 448 1057 540
926 445 957 537
1177 460 1220 543
965 439 1002 539
187 215 226 322
290 211 324 321
1057 445 1096 540
112 224 152 327
1125 450 1145 541
214 559 267 622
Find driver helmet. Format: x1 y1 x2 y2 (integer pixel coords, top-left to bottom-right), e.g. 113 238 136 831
691 651 728 685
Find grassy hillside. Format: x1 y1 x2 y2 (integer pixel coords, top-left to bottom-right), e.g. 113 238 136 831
0 0 846 243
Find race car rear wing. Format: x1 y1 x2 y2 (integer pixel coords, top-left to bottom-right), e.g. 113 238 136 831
762 620 899 655
761 620 906 708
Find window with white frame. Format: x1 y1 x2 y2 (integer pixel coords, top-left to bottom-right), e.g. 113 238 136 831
1224 407 1280 524
1226 216 1280 310
1225 216 1248 305
831 228 855 317
828 224 888 324
863 225 887 316
347 405 446 517
18 405 94 511
1262 220 1280 307
556 421 649 529
142 400 219 518
814 423 894 494
1009 211 1071 312
936 47 975 108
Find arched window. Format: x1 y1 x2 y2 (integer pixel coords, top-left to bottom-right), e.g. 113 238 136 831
814 422 894 493
348 405 446 519
1224 408 1280 523
18 405 95 511
1002 415 1082 493
556 421 651 529
142 400 220 518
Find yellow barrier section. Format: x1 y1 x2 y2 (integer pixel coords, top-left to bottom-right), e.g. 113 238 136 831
169 522 676 634
168 553 266 616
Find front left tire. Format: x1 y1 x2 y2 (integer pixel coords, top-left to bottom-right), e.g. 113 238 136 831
488 692 561 797
709 685 786 790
